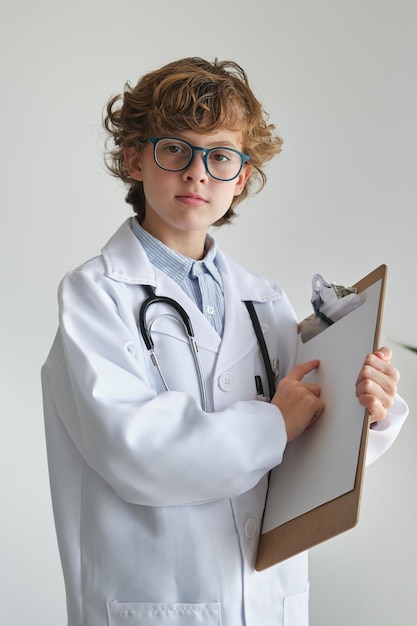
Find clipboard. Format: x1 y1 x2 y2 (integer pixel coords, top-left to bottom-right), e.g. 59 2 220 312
256 265 387 571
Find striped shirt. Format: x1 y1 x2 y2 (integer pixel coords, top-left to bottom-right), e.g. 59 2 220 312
130 218 225 336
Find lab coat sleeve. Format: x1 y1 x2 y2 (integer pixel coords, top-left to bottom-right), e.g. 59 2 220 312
366 393 408 465
47 267 287 507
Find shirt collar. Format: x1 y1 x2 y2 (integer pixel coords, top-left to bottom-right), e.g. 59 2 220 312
130 218 222 288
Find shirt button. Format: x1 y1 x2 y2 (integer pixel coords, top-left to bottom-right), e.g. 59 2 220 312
218 372 234 391
244 518 258 539
206 305 215 315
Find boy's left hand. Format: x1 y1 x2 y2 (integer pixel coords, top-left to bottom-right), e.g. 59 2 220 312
355 346 399 423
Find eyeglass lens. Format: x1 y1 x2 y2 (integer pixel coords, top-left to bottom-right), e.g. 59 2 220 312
153 138 244 181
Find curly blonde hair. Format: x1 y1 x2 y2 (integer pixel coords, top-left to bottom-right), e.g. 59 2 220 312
104 57 283 225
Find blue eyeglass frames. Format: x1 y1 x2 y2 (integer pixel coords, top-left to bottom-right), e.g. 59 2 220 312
146 137 250 182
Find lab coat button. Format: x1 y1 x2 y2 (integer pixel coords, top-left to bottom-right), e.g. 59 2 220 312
244 518 257 539
218 372 234 391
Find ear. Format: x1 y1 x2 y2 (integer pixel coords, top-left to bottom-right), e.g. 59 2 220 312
124 146 143 181
233 164 252 196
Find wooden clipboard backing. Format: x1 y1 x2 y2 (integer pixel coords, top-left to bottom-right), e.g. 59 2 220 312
256 265 387 571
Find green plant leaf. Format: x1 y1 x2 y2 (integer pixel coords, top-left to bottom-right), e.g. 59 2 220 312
401 344 417 354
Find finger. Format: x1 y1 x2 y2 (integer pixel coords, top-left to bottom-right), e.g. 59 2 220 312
356 365 392 390
356 353 399 386
357 393 386 422
356 372 396 423
286 359 320 382
357 362 399 394
303 382 322 397
374 346 392 362
308 405 324 428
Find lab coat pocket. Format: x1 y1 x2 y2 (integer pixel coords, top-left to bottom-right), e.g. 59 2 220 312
283 585 309 626
106 600 222 625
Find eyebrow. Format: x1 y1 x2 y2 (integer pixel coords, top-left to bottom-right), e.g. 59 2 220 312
173 135 241 150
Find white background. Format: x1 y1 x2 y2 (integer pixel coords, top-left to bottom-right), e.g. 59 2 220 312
1 1 416 624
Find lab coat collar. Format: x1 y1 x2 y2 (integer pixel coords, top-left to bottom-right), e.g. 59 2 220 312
101 219 158 287
101 219 282 305
215 248 282 304
101 219 282 361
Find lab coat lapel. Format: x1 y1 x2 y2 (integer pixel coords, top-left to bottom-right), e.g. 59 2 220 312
215 250 280 374
152 269 222 354
216 271 259 373
102 219 222 352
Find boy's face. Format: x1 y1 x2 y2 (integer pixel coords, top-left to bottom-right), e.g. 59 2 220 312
124 129 251 256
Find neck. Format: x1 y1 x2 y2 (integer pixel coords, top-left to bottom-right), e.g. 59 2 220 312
141 220 207 260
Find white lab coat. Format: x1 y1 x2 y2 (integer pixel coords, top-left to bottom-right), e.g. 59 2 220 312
42 219 407 626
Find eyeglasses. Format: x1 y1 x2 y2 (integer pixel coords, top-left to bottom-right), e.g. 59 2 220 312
146 137 250 181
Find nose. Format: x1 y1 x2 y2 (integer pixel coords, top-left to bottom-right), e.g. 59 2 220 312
182 150 209 183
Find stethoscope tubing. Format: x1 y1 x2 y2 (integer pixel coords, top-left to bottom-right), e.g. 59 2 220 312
139 286 207 411
139 285 276 411
244 300 277 401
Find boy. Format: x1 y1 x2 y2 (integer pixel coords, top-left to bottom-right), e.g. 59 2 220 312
42 57 407 626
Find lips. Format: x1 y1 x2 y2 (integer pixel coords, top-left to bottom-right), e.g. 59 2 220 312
176 194 208 207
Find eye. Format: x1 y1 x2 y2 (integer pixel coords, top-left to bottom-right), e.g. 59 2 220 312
209 149 233 163
213 153 229 163
163 142 186 155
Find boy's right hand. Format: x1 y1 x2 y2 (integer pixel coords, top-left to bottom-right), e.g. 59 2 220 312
271 360 324 442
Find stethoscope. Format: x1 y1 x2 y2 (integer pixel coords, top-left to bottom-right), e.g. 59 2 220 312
139 285 277 411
